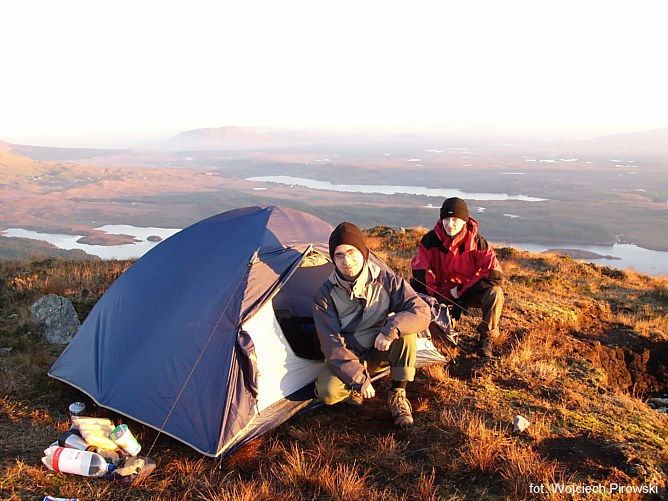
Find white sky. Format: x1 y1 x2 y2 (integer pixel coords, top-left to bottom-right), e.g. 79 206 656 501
1 0 667 147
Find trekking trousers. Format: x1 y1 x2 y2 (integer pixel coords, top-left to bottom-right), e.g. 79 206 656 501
315 333 417 405
466 285 504 339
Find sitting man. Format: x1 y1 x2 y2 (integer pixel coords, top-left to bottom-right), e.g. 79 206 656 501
313 222 431 428
410 197 504 358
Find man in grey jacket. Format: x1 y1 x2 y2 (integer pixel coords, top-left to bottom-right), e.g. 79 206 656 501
313 222 431 428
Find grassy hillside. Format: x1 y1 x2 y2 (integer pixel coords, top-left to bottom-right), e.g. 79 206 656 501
0 236 99 261
0 150 50 179
0 230 666 500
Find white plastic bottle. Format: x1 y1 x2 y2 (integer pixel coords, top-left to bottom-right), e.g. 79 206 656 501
42 446 114 477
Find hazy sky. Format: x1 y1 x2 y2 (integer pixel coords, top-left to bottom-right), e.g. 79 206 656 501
2 0 666 147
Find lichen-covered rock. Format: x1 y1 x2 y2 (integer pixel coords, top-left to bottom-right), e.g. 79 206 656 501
30 294 81 344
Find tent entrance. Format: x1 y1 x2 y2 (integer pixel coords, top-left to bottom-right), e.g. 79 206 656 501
271 257 333 361
241 257 333 413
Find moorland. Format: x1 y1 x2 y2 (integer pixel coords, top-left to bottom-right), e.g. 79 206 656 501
2 126 668 257
0 228 666 499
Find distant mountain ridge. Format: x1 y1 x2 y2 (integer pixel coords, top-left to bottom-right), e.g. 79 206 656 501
9 144 130 162
2 125 667 158
568 126 668 158
144 124 668 154
156 126 347 150
166 126 277 148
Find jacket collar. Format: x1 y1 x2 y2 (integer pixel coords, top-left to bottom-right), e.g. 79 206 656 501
330 260 381 297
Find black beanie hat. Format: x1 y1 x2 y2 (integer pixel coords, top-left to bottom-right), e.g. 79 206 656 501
329 222 369 261
440 197 469 221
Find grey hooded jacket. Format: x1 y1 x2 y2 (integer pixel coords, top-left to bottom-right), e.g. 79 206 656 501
313 259 430 392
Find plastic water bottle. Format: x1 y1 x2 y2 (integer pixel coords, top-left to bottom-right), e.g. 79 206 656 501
42 446 114 477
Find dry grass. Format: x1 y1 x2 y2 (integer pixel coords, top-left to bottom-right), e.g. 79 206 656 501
504 322 568 386
441 407 511 473
1 231 667 500
499 444 566 501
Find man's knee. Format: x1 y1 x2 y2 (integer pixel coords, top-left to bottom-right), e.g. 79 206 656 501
392 332 417 349
481 285 504 309
388 333 418 370
390 333 418 357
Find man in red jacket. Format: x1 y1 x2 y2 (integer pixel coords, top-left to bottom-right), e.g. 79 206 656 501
410 197 504 357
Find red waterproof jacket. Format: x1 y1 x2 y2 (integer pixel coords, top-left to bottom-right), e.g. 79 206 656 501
410 217 502 302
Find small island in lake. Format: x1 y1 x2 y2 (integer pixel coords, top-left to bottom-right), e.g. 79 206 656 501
77 233 139 246
543 248 621 261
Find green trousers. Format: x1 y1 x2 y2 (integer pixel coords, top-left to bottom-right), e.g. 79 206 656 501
315 333 417 405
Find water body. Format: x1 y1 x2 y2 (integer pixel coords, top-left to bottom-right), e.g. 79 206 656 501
3 225 180 260
3 227 667 277
508 242 668 277
245 176 547 202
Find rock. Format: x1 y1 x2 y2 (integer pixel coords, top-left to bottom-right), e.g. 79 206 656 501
0 347 12 356
513 414 530 433
30 294 81 344
648 397 668 411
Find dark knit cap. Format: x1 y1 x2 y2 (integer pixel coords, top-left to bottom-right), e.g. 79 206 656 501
328 222 369 261
440 197 469 221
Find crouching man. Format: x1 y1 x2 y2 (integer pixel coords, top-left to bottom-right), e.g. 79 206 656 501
410 197 504 358
313 222 431 428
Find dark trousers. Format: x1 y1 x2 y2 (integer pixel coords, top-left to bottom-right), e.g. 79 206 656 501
464 285 504 338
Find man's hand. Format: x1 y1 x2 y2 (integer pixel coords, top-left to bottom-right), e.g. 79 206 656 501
361 382 375 399
374 333 392 351
450 286 460 299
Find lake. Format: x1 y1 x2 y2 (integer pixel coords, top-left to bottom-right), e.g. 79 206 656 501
507 242 668 277
2 225 180 260
245 176 547 202
3 226 667 277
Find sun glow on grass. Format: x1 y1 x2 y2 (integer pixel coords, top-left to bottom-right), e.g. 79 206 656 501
0 229 666 499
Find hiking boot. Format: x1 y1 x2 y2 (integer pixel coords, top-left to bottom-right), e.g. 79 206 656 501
387 388 413 428
477 333 494 358
345 390 363 407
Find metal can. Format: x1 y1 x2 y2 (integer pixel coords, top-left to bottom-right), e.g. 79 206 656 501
68 402 86 416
